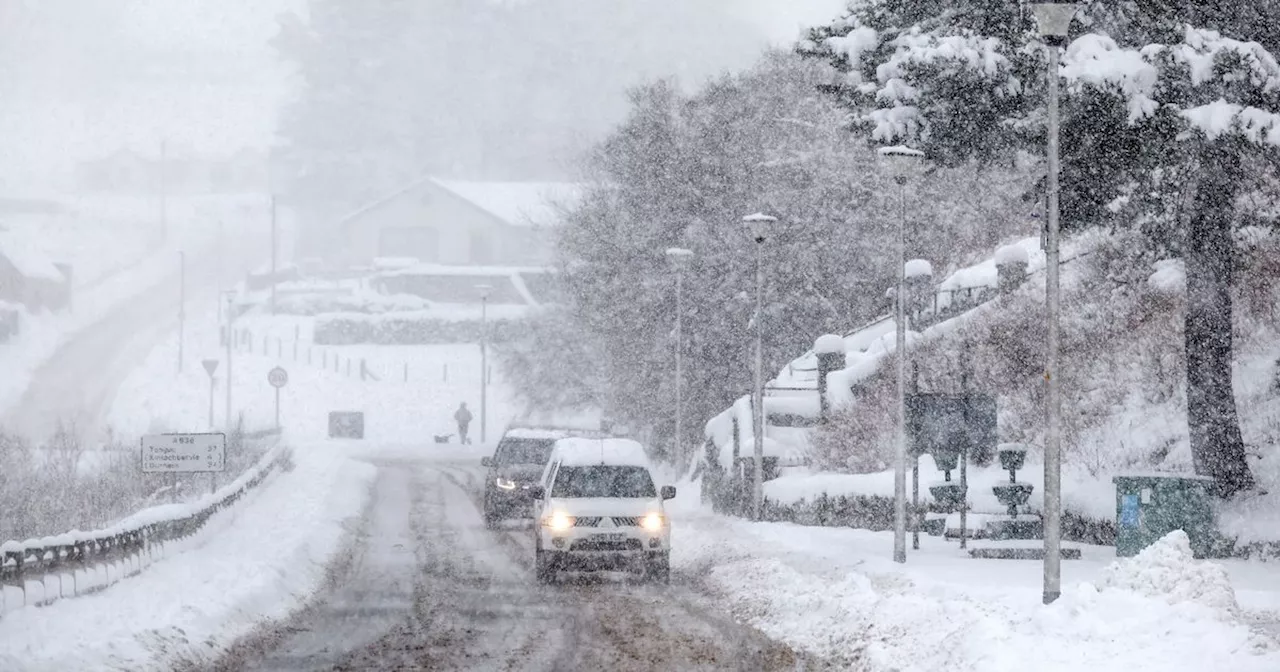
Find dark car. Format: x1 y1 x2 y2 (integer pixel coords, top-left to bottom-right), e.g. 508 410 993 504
481 429 565 527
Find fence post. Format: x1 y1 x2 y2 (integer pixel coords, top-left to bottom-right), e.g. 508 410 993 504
263 335 268 354
404 362 409 382
444 363 448 382
293 341 298 361
360 359 367 381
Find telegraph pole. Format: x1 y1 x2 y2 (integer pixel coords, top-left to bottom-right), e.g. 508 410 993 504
160 140 168 244
270 195 278 316
225 293 235 431
177 251 185 373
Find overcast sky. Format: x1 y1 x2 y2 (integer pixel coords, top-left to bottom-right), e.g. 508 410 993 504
0 0 848 191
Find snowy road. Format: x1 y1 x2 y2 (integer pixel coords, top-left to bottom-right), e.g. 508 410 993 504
216 453 812 672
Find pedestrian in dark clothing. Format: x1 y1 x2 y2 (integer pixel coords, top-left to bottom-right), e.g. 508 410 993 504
455 402 474 444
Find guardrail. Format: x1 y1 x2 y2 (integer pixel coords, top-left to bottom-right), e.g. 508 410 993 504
0 429 288 615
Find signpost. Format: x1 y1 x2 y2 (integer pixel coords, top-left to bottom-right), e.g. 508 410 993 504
268 366 288 429
202 359 219 429
142 432 226 494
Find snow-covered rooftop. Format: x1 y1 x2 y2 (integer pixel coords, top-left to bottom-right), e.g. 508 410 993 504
430 179 585 228
0 229 66 281
338 176 587 230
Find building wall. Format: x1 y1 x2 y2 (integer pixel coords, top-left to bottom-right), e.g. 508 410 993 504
343 183 554 267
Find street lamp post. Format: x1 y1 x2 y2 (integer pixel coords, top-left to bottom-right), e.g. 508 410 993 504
742 213 775 521
476 283 493 443
1031 0 1078 606
878 145 925 564
666 247 695 462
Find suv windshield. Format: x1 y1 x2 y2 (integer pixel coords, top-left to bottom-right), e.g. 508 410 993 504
550 465 656 498
496 438 556 466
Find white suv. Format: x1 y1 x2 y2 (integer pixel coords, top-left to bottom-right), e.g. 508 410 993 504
529 437 675 583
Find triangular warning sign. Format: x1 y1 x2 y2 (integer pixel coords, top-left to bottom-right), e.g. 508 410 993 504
202 359 220 376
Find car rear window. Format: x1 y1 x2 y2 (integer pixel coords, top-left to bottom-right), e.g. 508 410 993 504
495 438 556 465
550 465 656 498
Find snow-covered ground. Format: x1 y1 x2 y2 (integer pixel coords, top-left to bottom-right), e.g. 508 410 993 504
669 485 1280 671
0 440 376 672
106 308 523 445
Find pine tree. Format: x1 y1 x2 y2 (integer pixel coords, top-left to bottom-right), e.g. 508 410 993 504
802 0 1278 496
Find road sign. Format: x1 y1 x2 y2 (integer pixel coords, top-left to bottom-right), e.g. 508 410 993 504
203 359 219 377
141 433 226 473
268 366 289 388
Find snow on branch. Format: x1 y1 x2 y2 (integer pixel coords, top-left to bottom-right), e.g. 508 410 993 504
1058 27 1280 144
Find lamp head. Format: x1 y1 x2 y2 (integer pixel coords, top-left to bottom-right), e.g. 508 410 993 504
665 247 695 270
877 145 926 185
1029 2 1078 46
742 213 777 243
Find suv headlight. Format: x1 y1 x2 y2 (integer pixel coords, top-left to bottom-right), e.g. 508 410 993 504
641 512 665 532
542 511 574 532
495 477 516 490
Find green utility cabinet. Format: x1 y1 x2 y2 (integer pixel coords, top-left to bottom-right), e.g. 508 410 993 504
1112 474 1216 558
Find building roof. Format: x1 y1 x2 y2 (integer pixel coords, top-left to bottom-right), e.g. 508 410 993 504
430 179 582 228
338 175 586 230
0 229 66 281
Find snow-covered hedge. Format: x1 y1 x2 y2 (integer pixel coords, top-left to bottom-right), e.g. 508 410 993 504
271 290 428 317
313 312 521 345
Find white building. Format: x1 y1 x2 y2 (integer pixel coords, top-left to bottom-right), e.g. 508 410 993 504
336 177 584 267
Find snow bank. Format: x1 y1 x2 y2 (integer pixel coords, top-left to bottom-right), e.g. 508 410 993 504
0 442 376 672
676 512 1280 672
1096 530 1240 617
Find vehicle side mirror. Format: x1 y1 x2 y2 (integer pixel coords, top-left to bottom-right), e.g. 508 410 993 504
528 485 545 499
661 485 676 500
481 456 494 467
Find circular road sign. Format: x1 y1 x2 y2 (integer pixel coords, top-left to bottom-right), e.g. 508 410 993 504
268 367 289 388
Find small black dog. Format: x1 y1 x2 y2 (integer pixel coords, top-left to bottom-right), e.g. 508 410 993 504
433 434 453 444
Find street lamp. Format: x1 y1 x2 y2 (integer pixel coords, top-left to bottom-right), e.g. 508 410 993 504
476 283 493 443
878 144 925 564
1031 0 1077 606
742 213 775 521
666 247 695 462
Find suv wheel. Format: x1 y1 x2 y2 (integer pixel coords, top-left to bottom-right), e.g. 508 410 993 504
535 549 556 584
646 552 670 584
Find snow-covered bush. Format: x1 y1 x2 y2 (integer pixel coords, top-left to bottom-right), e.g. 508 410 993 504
313 312 520 345
260 289 429 316
0 426 273 543
1096 530 1240 618
814 228 1279 483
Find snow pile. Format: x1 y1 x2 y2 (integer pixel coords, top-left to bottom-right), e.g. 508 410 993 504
1095 530 1240 617
1148 258 1185 293
994 243 1029 266
702 559 878 665
814 333 844 355
904 258 933 278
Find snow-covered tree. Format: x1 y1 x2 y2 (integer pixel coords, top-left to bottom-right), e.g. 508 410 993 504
539 52 1030 457
802 1 1279 496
